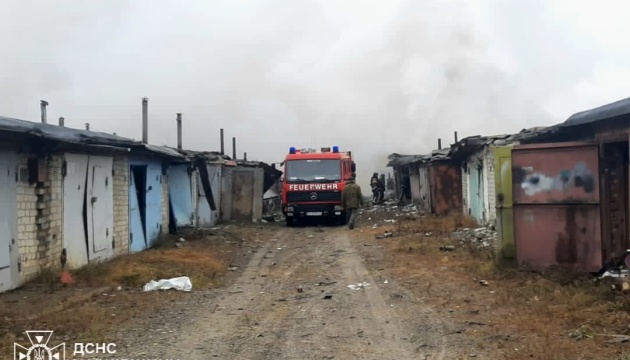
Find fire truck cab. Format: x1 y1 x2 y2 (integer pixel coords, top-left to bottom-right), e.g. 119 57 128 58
281 146 356 226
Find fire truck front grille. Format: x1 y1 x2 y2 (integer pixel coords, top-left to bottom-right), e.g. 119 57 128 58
287 191 341 203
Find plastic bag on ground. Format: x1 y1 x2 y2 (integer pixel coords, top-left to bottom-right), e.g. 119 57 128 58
143 276 193 292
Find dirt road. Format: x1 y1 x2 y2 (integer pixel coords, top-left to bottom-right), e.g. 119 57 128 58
103 224 471 359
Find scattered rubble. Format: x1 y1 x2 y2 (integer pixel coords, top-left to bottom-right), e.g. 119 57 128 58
452 227 497 248
347 282 370 290
600 269 630 278
611 282 630 292
376 232 394 239
365 200 420 215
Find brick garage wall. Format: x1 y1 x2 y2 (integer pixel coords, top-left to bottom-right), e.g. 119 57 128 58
483 147 496 227
113 155 129 256
17 154 63 282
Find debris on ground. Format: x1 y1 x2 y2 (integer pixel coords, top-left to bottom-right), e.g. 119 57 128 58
376 232 394 239
569 325 593 341
440 245 455 251
598 334 630 343
347 282 370 290
600 269 630 278
452 227 497 248
611 281 630 292
364 200 420 215
143 276 193 292
60 271 75 285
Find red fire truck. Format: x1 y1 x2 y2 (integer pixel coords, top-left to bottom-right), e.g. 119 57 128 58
281 146 356 226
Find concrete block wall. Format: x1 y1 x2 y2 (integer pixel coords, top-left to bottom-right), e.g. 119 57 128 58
17 155 63 282
113 155 129 256
462 147 497 227
483 146 496 227
461 163 469 215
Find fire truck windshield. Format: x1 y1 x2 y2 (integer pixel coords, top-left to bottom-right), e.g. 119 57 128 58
285 159 341 182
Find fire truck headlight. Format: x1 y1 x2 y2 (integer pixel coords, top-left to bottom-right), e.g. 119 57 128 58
334 205 341 211
287 206 294 212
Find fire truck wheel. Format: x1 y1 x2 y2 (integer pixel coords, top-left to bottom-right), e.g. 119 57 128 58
285 217 298 227
339 211 348 225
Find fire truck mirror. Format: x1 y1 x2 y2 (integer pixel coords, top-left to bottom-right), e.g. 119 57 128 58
351 162 356 172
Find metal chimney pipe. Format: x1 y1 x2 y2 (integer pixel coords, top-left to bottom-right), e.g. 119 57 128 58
58 117 64 127
243 152 247 161
454 131 458 143
220 128 225 155
176 113 182 150
85 123 90 130
438 138 442 149
40 100 48 123
232 137 236 159
142 97 148 144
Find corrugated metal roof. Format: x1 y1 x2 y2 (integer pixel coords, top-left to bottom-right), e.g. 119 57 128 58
0 115 138 146
386 153 429 167
144 144 186 159
387 147 454 167
388 127 551 167
564 97 630 127
0 115 197 159
449 127 551 159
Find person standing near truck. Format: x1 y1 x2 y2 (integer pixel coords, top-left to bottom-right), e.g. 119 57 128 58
378 174 386 202
342 174 364 229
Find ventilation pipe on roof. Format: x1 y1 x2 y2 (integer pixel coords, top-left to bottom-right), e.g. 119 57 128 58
40 100 48 123
220 128 225 155
232 137 236 160
438 138 442 150
244 152 247 161
176 113 182 150
58 117 64 127
85 123 90 130
142 97 148 144
454 131 458 143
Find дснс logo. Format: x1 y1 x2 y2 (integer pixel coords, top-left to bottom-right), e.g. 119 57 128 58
14 330 65 360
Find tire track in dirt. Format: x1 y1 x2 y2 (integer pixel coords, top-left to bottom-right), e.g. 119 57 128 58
330 232 448 359
101 225 457 359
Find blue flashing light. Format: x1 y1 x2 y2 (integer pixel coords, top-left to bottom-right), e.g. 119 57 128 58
289 147 296 154
332 146 339 153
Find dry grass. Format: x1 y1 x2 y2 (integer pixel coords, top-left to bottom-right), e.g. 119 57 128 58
355 214 630 359
74 239 227 289
0 227 247 357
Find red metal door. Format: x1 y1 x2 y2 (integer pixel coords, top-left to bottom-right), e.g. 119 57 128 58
429 163 462 216
601 141 629 262
511 142 601 272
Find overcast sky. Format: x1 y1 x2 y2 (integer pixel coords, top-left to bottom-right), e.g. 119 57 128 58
1 0 629 189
